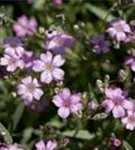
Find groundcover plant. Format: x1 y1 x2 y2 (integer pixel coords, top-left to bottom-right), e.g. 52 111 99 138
1 0 135 149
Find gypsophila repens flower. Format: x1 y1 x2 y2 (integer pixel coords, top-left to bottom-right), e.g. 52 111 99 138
122 110 135 130
90 34 110 53
17 76 44 103
45 31 74 55
13 15 37 37
107 19 131 42
33 51 65 84
52 88 82 119
35 140 57 150
102 87 134 118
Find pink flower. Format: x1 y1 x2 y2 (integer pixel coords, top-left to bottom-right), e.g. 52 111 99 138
110 136 122 147
17 76 43 103
102 87 134 118
0 37 26 72
52 88 82 119
122 110 135 130
4 37 24 58
0 49 23 72
35 140 57 150
45 31 74 55
13 15 37 37
90 34 110 54
107 19 131 42
3 143 24 150
33 51 65 84
27 0 34 4
53 0 63 6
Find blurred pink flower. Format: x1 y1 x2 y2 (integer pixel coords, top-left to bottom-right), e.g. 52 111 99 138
102 87 134 118
107 19 131 42
33 51 65 84
122 110 135 130
52 88 82 119
17 76 43 103
13 15 37 37
35 140 57 150
27 0 34 4
53 0 63 6
90 34 110 54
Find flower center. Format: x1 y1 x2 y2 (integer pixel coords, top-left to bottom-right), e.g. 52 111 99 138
115 24 123 32
10 42 17 48
114 99 122 106
45 64 53 71
8 57 17 65
27 84 35 92
58 39 63 46
64 100 70 107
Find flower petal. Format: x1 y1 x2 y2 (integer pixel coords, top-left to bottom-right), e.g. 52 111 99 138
40 71 53 84
112 106 125 118
58 107 70 119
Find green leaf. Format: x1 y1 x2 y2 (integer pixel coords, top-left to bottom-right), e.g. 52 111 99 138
86 3 115 22
12 102 25 131
62 130 95 140
0 122 13 144
123 141 133 150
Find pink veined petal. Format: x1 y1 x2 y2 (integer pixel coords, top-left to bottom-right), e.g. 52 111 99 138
15 46 25 57
58 107 70 119
0 56 9 65
7 64 17 72
107 28 117 37
35 140 46 150
33 78 40 87
112 106 125 118
70 103 82 113
60 88 71 100
40 71 53 84
123 24 131 33
126 123 134 130
116 32 126 41
70 93 81 104
22 76 32 85
5 47 16 56
40 52 53 63
121 117 128 124
46 38 59 50
52 55 65 67
122 100 134 110
131 62 135 72
101 99 114 112
22 92 33 102
33 60 44 72
17 84 27 95
33 88 44 100
52 68 64 80
46 140 57 150
52 95 64 107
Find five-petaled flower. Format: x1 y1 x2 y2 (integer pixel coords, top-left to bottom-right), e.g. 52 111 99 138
33 51 65 84
122 110 135 130
35 140 57 150
107 19 131 42
13 15 37 37
17 76 44 103
102 87 134 118
52 88 82 119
